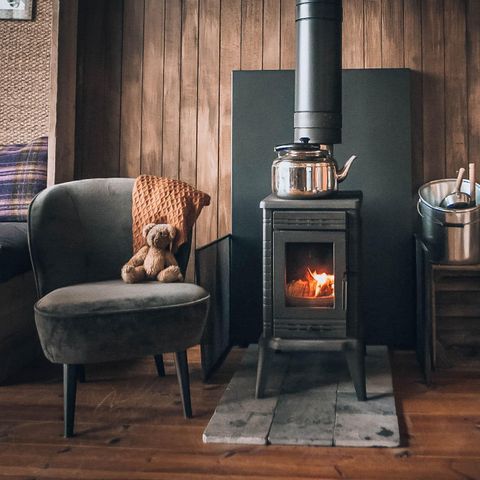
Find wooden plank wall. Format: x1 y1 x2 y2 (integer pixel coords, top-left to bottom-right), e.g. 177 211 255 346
48 0 78 186
75 0 480 252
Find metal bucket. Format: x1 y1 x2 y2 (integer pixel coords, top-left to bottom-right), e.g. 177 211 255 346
418 179 480 264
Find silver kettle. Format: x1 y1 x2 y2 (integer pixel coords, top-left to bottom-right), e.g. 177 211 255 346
272 138 357 199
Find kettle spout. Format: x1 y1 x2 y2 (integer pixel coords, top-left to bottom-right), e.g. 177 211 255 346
337 155 358 183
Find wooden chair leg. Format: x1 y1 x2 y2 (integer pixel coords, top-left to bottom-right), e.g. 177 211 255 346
63 364 78 437
77 364 86 383
174 351 192 418
154 354 166 377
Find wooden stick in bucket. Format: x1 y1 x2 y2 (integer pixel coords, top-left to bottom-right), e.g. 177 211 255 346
469 163 476 207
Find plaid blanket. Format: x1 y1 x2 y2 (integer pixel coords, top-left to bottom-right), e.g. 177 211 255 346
0 137 48 222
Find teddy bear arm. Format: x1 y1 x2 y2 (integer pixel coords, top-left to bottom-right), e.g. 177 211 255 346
164 250 179 267
127 245 149 267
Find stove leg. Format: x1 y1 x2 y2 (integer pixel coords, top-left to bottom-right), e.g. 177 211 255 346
255 337 270 399
344 340 367 401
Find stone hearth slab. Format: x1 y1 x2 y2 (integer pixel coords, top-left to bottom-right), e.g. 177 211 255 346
334 413 400 447
268 391 336 445
202 346 289 444
203 345 400 447
336 392 396 416
202 411 274 445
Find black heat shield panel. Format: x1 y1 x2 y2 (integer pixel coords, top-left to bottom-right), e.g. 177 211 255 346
231 69 414 348
196 235 231 379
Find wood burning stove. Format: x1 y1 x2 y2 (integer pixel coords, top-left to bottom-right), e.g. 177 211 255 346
253 0 365 401
255 193 366 400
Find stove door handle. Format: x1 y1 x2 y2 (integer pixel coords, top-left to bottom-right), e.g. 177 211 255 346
342 275 348 311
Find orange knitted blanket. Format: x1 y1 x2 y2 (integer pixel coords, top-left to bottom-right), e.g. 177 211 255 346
132 175 210 253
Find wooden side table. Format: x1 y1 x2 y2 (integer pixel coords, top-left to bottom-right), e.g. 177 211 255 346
416 236 480 383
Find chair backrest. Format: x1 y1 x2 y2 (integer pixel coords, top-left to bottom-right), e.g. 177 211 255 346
28 178 191 297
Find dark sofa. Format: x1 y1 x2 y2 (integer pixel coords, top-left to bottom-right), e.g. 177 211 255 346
0 223 31 282
0 221 40 383
0 137 47 383
0 222 39 383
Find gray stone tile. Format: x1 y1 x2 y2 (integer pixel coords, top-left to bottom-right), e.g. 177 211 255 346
203 411 272 445
264 353 292 395
336 392 396 416
268 352 339 445
268 391 336 446
282 351 343 393
217 387 278 415
334 413 400 447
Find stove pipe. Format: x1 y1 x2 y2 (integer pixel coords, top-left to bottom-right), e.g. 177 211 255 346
294 0 343 147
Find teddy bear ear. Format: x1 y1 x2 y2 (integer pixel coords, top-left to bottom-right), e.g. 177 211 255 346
167 224 177 241
142 223 156 238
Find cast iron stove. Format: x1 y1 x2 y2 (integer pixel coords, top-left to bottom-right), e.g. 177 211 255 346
255 193 366 400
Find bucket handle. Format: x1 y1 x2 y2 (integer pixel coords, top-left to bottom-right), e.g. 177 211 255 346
417 200 480 228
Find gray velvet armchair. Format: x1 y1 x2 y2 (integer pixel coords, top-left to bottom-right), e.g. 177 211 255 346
28 178 210 437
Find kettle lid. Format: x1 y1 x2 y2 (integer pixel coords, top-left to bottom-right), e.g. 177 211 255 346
274 137 322 153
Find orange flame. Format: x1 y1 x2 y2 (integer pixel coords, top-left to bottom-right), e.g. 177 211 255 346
286 267 335 299
307 268 335 297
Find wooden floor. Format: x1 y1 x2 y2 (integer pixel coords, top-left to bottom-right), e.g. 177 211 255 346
0 347 478 480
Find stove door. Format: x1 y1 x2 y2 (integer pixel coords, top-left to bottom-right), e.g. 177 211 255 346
273 230 347 338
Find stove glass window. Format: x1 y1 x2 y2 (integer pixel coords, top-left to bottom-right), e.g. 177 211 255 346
285 242 334 308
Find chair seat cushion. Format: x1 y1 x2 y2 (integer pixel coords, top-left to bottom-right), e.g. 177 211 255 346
36 280 209 316
0 222 31 282
34 280 210 364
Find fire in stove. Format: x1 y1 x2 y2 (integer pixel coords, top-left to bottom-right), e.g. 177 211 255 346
286 268 334 299
284 241 334 307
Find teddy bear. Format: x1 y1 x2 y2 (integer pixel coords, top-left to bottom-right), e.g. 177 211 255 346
121 223 184 284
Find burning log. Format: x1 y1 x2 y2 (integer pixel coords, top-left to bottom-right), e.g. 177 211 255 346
286 269 334 299
287 279 309 298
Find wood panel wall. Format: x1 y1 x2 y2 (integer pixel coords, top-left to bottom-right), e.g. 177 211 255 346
48 0 78 186
75 0 480 251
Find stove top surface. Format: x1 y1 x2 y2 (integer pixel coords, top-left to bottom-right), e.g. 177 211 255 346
260 191 362 210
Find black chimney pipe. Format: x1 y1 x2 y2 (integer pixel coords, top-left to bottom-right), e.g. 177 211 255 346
294 0 343 147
